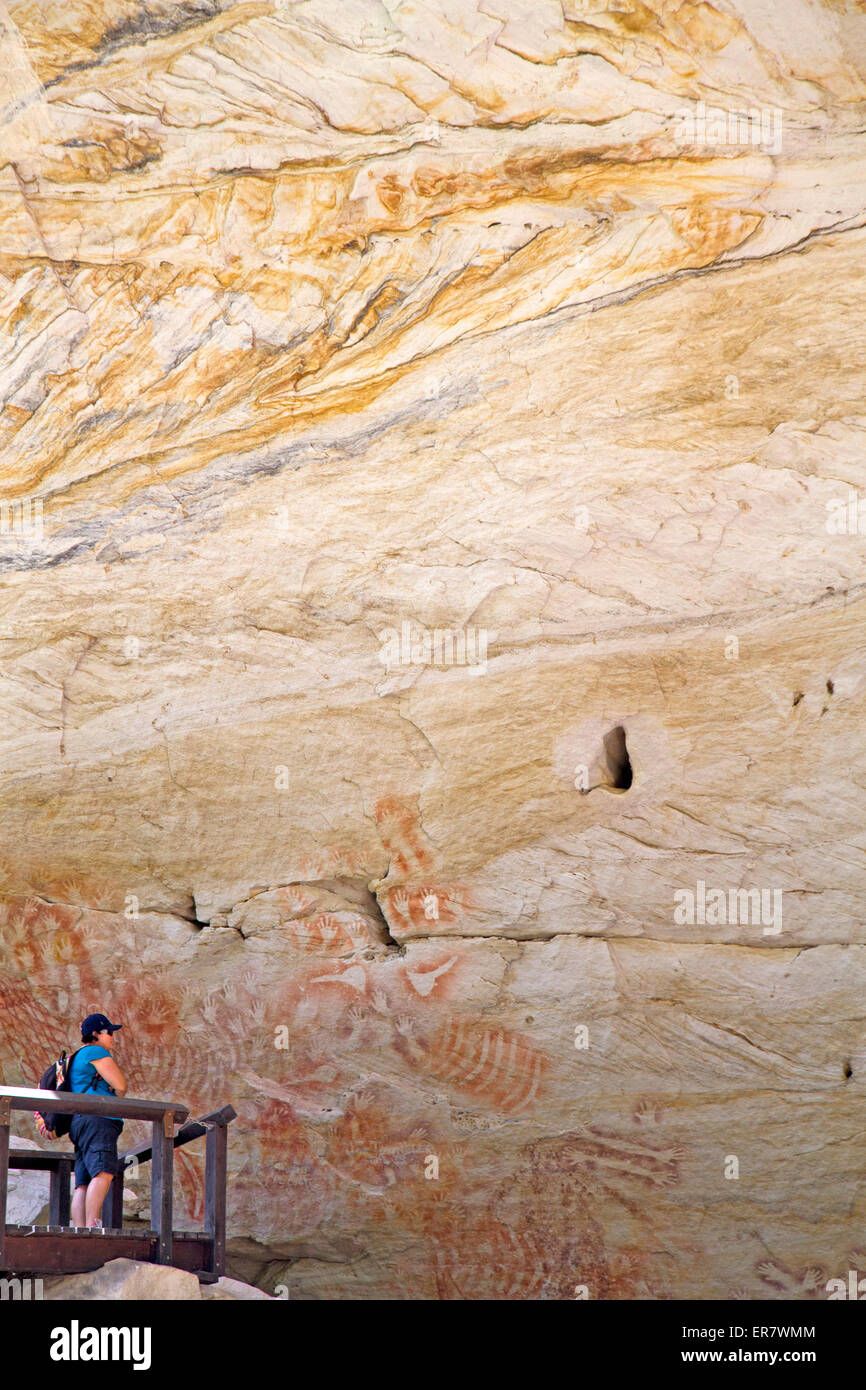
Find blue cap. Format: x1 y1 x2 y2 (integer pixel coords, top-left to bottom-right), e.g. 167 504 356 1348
81 1013 122 1038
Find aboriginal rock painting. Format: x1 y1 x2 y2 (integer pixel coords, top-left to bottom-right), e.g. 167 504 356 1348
0 804 688 1295
373 797 436 880
372 796 472 937
395 1015 547 1114
523 1123 684 1219
0 884 553 1248
0 860 127 914
0 894 257 1223
265 889 376 955
728 1253 866 1301
228 945 553 1243
428 1205 653 1301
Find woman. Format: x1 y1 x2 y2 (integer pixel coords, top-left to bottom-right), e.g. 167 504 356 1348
68 1012 127 1229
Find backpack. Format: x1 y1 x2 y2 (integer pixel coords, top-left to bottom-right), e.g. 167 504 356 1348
33 1047 95 1139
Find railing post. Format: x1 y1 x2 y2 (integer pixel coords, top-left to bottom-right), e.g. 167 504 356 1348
205 1119 228 1277
49 1157 73 1226
102 1161 124 1231
150 1112 174 1264
0 1096 9 1268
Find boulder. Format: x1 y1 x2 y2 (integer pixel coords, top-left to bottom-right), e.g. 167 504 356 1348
199 1277 276 1301
43 1259 202 1301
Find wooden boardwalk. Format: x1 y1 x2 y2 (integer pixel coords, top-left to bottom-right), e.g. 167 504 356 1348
0 1086 236 1282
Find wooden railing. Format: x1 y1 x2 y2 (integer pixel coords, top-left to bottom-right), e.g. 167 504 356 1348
0 1087 236 1281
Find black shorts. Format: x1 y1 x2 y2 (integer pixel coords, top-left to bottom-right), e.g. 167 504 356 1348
70 1114 124 1186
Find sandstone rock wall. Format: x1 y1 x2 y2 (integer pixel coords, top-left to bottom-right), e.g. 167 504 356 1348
1 0 865 1298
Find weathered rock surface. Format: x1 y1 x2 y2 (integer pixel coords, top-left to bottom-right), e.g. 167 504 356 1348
42 1257 274 1300
199 1274 275 1300
44 1258 203 1300
1 0 865 1298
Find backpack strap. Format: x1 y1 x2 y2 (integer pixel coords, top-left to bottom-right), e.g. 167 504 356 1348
77 1045 103 1093
60 1045 99 1095
54 1049 68 1087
